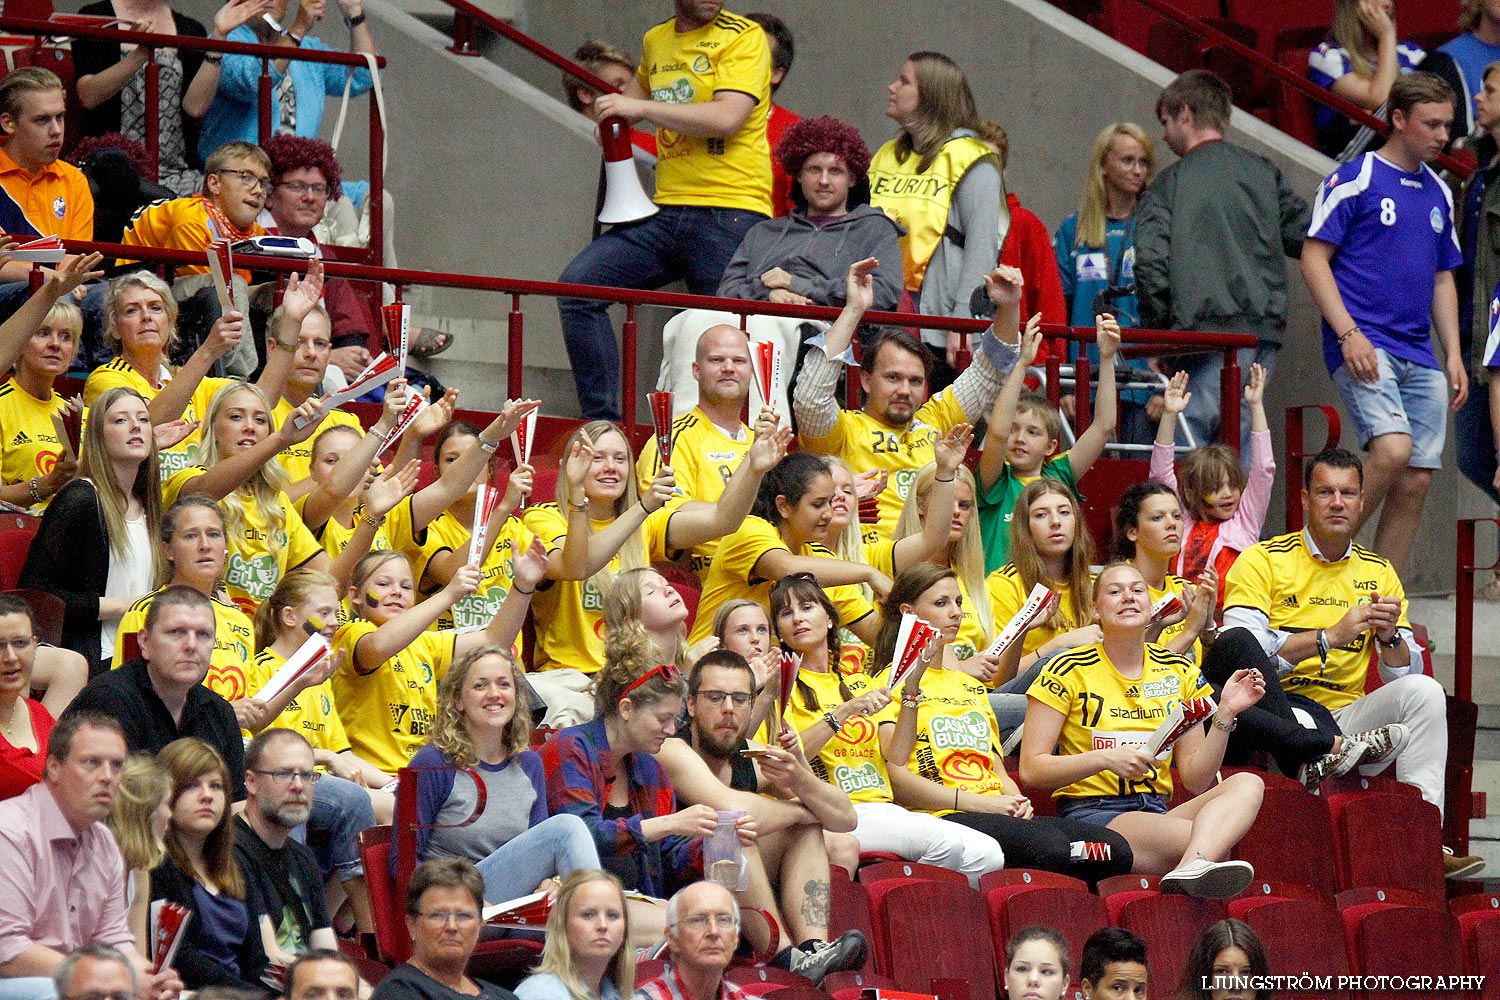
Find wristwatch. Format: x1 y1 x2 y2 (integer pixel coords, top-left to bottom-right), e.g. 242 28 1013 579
344 9 366 27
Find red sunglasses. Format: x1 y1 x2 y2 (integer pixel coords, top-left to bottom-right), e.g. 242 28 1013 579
619 663 682 702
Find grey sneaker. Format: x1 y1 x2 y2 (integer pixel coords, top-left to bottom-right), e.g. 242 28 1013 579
788 930 868 985
1300 737 1369 793
1350 724 1409 768
1160 858 1255 899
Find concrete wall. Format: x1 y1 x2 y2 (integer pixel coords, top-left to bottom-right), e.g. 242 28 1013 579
160 0 1489 590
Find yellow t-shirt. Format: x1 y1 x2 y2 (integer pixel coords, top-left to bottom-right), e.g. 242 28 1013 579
407 509 532 650
638 11 771 215
868 544 988 660
636 407 752 574
163 470 323 615
1223 531 1408 711
798 390 969 544
688 515 876 645
120 195 265 279
986 564 1092 660
785 665 895 805
521 502 675 674
82 360 233 478
271 397 364 484
909 666 1007 813
1028 642 1213 801
112 588 254 702
0 377 67 510
330 618 456 773
250 647 352 755
1150 575 1201 664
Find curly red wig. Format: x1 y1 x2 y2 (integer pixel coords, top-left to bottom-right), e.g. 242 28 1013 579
262 134 342 201
775 115 871 184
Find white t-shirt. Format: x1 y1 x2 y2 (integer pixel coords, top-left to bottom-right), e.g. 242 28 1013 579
101 513 154 655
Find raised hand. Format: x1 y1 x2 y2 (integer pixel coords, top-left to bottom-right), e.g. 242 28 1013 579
364 459 420 517
512 533 549 592
1242 363 1267 406
983 265 1025 307
213 0 272 37
845 257 878 314
934 422 974 474
47 251 104 297
503 462 534 508
279 258 325 324
1220 666 1266 716
1162 370 1191 416
1096 312 1121 362
641 468 676 513
153 419 198 451
488 397 541 442
1019 312 1043 366
564 434 596 492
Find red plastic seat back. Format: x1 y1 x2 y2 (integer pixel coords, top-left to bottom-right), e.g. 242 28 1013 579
1231 785 1338 896
1341 903 1464 1000
1113 892 1228 989
857 860 967 886
1327 792 1444 899
1236 897 1350 1000
357 826 410 963
986 884 1107 991
827 876 875 976
0 529 35 590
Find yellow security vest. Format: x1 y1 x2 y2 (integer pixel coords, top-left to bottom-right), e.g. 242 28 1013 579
869 135 999 293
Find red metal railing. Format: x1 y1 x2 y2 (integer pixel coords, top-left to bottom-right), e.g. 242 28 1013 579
1454 519 1498 703
0 15 388 264
78 238 1257 441
1105 0 1471 178
1282 403 1342 531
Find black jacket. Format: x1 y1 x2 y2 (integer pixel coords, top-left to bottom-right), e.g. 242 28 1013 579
19 478 110 673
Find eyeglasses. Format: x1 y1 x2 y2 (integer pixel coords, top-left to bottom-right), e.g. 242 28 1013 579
63 992 133 1000
249 768 322 785
696 690 753 708
0 636 35 654
619 663 681 702
276 179 330 197
217 168 272 193
673 913 739 933
418 910 479 926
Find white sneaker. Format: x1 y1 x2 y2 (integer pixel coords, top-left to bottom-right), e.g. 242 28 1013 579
1160 858 1255 899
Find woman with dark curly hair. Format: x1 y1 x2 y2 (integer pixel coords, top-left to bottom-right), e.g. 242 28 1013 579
717 114 904 310
408 644 599 904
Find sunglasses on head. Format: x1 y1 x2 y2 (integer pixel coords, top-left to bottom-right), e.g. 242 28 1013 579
619 662 681 702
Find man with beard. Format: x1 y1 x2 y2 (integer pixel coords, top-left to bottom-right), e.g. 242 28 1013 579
234 729 342 961
654 651 865 985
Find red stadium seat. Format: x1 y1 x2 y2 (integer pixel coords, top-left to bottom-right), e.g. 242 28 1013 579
1393 0 1463 41
1227 879 1336 916
655 562 702 632
1230 785 1339 896
1340 902 1465 1000
1326 791 1445 898
1272 27 1327 147
5 589 63 648
1101 0 1222 56
723 966 815 995
856 861 967 886
1232 897 1350 1000
1224 0 1333 58
827 874 875 976
0 529 35 590
1452 896 1500 1000
862 877 995 998
984 882 1107 990
1107 890 1227 990
823 971 899 1000
1337 887 1446 911
978 870 1088 895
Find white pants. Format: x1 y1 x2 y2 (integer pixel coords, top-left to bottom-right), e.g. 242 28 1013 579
850 800 1006 888
528 668 597 727
1331 674 1447 818
659 310 820 423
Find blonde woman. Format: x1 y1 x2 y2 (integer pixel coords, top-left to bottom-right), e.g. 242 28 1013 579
516 870 634 1000
868 51 1007 385
602 567 710 672
162 381 330 614
1309 0 1424 156
21 385 166 671
408 645 598 904
888 461 990 659
82 265 315 476
105 754 171 954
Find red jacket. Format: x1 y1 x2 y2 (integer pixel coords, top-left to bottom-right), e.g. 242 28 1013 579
1000 192 1066 362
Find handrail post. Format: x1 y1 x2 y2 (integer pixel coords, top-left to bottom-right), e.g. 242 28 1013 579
368 95 384 268
954 330 971 374
257 57 272 147
1219 347 1241 452
448 9 478 56
1045 336 1062 408
1074 351 1092 435
621 304 638 432
507 294 524 403
1456 520 1479 704
143 48 160 183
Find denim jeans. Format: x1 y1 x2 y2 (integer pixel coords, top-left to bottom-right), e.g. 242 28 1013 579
300 772 377 882
473 813 599 902
557 204 767 420
1457 379 1500 505
1177 342 1280 455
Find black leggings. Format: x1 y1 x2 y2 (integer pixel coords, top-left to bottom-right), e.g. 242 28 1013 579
1200 627 1341 776
942 812 1134 887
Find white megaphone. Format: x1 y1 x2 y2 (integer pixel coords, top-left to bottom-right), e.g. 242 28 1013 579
598 116 659 225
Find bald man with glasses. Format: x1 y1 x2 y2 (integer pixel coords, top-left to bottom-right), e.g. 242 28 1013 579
634 882 745 1000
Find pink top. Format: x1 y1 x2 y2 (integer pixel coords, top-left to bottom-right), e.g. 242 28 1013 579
1149 429 1276 582
0 782 137 964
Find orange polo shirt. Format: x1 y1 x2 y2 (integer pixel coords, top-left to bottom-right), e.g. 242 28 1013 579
0 144 94 241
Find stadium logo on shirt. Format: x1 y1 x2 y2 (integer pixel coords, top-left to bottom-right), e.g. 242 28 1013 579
52 197 64 219
692 55 710 73
1430 207 1443 233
